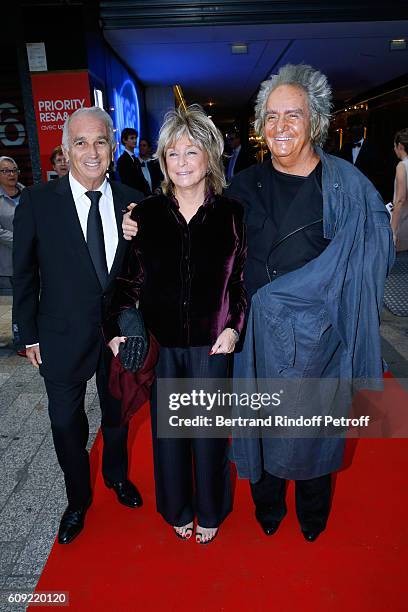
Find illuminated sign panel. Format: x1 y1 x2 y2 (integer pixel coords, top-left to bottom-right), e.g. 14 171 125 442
31 71 91 181
113 78 140 158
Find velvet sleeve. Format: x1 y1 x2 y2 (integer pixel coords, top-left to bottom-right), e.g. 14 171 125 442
225 204 247 334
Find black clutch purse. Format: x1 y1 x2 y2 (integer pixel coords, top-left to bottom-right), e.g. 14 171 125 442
117 307 149 373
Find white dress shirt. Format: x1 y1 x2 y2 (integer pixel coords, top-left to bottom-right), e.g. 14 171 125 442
138 157 152 192
125 149 135 160
69 173 118 272
352 138 364 164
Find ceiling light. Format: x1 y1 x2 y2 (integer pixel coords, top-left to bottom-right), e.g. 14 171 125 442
231 43 248 55
390 38 406 51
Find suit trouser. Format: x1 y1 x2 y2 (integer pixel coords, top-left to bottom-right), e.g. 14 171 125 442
44 344 128 509
251 470 332 531
150 346 232 528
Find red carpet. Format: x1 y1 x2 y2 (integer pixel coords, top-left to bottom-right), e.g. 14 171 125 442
32 384 408 611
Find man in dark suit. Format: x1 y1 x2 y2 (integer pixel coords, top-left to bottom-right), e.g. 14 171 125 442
116 128 159 196
138 138 163 195
225 132 253 182
13 107 144 544
336 117 385 197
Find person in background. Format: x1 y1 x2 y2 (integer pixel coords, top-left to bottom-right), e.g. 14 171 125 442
391 128 408 252
336 115 385 198
50 145 69 178
137 138 163 195
0 156 25 354
13 107 144 545
225 131 253 182
138 138 153 162
116 128 143 191
106 105 247 545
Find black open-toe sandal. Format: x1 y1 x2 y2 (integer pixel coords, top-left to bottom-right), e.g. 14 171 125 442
173 524 194 540
196 527 218 545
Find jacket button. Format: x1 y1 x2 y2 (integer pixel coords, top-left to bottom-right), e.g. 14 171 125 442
333 183 339 188
272 270 277 275
257 182 262 188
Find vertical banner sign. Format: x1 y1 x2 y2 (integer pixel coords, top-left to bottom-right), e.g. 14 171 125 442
31 71 91 180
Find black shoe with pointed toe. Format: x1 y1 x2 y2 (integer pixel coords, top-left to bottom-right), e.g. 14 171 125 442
301 529 322 542
258 519 281 536
104 479 143 508
58 499 91 545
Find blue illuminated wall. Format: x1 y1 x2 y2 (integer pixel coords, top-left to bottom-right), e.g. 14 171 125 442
87 33 145 163
106 54 143 162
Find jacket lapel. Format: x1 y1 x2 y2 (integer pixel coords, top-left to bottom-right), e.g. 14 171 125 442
248 162 271 218
55 176 101 287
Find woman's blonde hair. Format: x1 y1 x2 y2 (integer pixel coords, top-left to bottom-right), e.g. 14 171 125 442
156 104 226 195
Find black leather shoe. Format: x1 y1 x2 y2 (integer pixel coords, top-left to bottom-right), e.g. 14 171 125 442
258 519 281 536
302 529 322 542
104 479 143 508
58 500 91 545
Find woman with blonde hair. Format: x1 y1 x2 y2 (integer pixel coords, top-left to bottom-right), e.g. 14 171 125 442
106 105 247 544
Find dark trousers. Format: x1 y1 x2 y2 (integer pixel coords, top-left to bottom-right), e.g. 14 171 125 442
251 470 332 532
45 343 128 509
150 346 232 528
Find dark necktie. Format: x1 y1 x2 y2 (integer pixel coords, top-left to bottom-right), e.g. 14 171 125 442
85 190 108 288
140 161 146 167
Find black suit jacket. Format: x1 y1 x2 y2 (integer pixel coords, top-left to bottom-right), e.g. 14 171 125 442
144 158 163 194
233 147 253 175
336 140 385 196
116 152 162 195
225 146 254 180
12 175 143 382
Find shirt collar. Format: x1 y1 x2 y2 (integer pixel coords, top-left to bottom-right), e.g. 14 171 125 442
69 173 108 201
0 184 23 199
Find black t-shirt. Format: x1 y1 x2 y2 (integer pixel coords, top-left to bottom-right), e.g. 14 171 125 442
265 161 330 274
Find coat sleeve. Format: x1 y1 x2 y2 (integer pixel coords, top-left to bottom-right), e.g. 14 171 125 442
12 188 41 344
353 188 395 385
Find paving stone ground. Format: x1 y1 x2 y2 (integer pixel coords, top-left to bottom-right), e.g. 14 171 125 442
0 296 100 611
0 294 407 611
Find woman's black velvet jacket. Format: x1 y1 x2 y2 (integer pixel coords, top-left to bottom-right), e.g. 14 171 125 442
105 193 247 347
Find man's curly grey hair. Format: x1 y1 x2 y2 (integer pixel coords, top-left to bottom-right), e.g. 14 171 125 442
254 64 332 146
